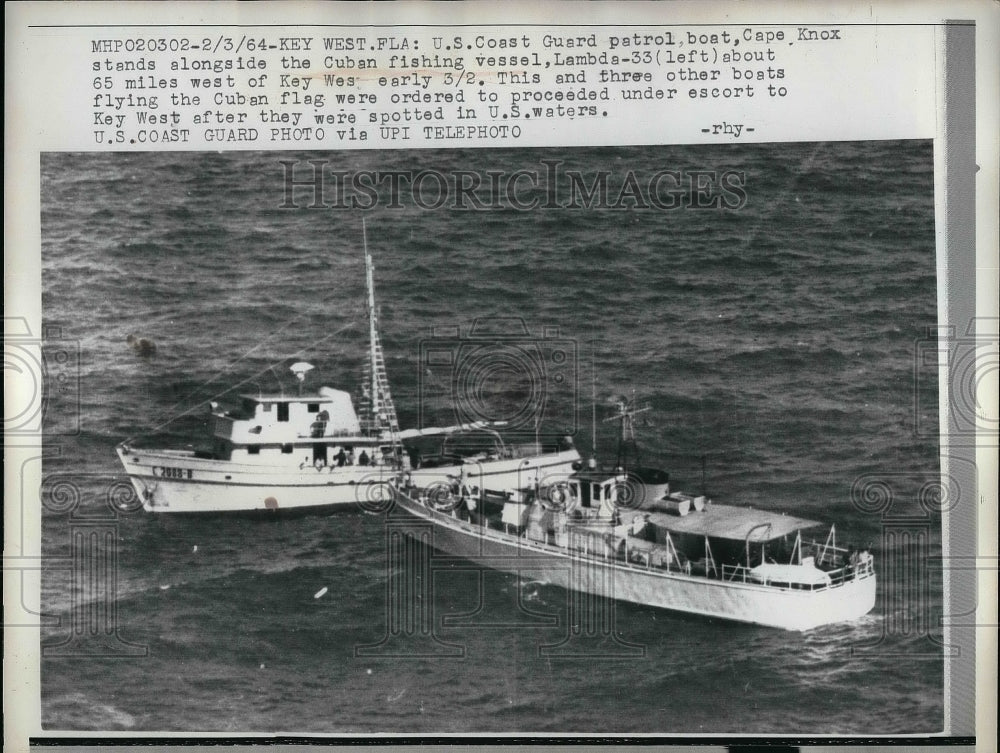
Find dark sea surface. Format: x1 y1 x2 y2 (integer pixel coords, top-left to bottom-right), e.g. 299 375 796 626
39 142 942 734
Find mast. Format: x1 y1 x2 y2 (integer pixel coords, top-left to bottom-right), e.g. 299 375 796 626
365 220 378 429
591 339 597 455
362 219 400 439
604 392 651 469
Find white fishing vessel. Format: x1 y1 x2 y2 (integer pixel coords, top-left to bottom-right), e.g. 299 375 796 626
116 231 580 514
390 400 876 631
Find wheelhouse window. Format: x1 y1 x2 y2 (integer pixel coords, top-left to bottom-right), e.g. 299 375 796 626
281 444 293 454
307 403 320 413
247 445 261 455
277 403 289 422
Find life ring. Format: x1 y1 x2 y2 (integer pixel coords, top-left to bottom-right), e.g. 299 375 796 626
427 483 459 512
544 483 573 511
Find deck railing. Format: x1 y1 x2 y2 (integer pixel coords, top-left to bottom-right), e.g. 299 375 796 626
406 490 875 592
801 539 852 568
719 559 874 590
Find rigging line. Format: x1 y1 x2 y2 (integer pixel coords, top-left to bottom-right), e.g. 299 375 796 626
149 315 307 420
737 142 827 254
122 319 361 443
145 298 366 430
160 252 363 413
129 319 358 442
164 307 325 409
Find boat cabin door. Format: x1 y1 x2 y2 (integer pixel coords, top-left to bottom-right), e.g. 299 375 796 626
313 444 328 465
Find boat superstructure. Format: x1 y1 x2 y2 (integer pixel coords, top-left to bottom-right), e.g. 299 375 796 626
117 383 406 513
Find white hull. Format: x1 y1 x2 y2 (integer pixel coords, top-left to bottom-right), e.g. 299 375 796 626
117 445 580 514
406 451 581 493
393 488 877 632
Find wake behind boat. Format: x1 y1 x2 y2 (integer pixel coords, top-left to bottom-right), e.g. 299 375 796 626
116 229 580 514
390 400 876 631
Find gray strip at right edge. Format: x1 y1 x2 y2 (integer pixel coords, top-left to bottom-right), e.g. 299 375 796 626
942 18 976 739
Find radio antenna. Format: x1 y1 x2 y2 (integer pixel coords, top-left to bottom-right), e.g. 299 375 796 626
591 339 597 454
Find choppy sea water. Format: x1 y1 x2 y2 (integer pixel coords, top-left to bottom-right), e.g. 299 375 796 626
38 142 942 734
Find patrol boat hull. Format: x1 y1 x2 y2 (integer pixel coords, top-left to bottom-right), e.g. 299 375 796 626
391 486 877 632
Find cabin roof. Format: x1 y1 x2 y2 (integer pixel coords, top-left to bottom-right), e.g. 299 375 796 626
571 469 623 483
239 394 333 404
231 436 389 447
645 503 822 541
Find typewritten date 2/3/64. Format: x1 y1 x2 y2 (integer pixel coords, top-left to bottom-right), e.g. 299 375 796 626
87 26 845 146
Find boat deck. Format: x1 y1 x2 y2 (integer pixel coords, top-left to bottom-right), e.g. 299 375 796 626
399 489 872 592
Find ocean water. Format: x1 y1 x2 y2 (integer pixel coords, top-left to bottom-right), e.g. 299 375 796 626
38 142 942 734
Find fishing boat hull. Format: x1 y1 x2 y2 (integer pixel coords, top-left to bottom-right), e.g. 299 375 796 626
116 445 580 514
392 488 877 632
115 446 395 513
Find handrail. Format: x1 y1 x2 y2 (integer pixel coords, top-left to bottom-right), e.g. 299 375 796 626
802 540 852 555
744 522 772 566
723 563 750 583
817 525 837 566
403 489 875 591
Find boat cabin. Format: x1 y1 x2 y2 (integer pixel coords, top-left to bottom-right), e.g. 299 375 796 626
500 473 871 589
209 387 395 466
555 468 629 517
466 469 629 545
621 503 870 587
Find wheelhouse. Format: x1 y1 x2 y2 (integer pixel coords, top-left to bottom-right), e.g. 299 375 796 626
206 387 398 467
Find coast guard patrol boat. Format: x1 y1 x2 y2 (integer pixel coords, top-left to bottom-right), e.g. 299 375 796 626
391 398 876 631
116 236 580 514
